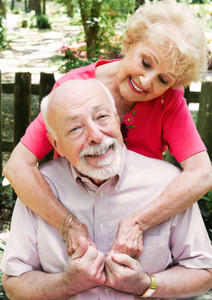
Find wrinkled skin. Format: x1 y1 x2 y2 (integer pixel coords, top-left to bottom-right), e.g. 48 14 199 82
64 237 106 295
66 216 144 258
105 252 149 295
66 218 97 255
110 215 144 258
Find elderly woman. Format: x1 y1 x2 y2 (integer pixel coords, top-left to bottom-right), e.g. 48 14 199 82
4 2 212 257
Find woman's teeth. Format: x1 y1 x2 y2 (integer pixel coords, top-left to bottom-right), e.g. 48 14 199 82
130 78 144 92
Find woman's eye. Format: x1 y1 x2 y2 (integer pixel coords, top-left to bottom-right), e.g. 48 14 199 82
159 76 169 85
142 58 151 68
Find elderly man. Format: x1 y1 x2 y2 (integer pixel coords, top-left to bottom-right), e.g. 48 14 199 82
1 79 212 300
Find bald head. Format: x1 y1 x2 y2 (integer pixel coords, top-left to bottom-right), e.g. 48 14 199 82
41 79 117 137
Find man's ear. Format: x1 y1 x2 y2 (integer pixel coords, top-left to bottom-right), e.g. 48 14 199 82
115 111 120 124
46 132 65 157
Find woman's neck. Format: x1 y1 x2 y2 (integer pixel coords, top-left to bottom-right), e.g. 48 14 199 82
95 61 136 121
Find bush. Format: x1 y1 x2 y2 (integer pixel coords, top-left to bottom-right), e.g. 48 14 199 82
36 14 51 29
199 190 212 240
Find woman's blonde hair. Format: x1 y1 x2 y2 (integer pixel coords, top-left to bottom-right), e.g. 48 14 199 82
123 2 207 88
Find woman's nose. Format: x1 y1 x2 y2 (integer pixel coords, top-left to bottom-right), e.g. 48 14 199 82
139 73 155 90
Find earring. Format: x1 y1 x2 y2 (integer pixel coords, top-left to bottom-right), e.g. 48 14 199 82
161 94 164 109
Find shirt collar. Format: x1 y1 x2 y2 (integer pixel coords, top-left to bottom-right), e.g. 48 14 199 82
69 145 128 193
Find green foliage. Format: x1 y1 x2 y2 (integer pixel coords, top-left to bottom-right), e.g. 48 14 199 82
21 11 36 28
0 13 7 51
0 177 14 231
21 11 51 29
36 14 51 29
58 0 135 71
199 190 212 240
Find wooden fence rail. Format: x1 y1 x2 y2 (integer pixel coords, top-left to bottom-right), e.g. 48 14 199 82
0 72 212 176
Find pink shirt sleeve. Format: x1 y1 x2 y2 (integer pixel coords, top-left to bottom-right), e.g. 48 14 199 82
162 88 206 162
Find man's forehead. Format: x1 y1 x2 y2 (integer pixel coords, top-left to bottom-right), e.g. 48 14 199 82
63 103 108 123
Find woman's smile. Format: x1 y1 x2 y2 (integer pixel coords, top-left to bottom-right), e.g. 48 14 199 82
128 76 148 94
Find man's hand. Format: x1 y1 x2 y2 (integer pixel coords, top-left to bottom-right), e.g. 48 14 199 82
63 237 106 296
105 252 150 295
66 218 97 255
111 215 144 258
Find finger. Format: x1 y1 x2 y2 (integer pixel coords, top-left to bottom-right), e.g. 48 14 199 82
111 252 138 270
92 251 105 272
66 237 73 256
105 252 125 274
71 237 89 260
80 245 99 264
87 236 98 249
105 259 114 286
87 232 97 249
127 239 143 258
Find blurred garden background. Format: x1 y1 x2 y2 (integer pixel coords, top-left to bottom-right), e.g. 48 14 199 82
0 0 211 298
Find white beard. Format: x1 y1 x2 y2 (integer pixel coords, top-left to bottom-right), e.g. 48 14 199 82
76 137 122 181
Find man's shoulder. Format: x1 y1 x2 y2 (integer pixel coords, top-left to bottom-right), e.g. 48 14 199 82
126 149 181 179
39 157 71 180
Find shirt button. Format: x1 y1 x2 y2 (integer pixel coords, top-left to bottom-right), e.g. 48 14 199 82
100 192 104 198
99 224 103 231
104 287 109 294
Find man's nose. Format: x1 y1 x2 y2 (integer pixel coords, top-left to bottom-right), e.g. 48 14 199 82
87 122 103 144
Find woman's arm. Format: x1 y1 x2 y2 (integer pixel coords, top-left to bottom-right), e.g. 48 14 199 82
3 142 95 254
111 151 212 257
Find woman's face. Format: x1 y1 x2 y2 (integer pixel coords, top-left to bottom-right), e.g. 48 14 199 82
117 41 177 103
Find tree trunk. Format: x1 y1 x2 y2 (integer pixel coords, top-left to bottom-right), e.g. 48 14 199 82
0 0 6 17
42 0 46 14
29 0 41 15
78 0 103 59
11 0 15 11
197 82 212 161
67 0 74 17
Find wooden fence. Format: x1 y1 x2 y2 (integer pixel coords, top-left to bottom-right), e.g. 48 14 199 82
0 72 55 175
0 72 212 176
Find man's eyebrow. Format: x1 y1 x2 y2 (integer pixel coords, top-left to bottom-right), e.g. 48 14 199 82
92 104 104 111
64 115 80 123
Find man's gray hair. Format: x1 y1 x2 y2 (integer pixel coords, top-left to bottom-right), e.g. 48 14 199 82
40 79 117 138
40 93 55 137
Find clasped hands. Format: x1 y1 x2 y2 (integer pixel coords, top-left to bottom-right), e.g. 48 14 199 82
63 215 148 296
64 237 150 296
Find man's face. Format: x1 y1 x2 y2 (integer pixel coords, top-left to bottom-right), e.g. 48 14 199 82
48 81 123 185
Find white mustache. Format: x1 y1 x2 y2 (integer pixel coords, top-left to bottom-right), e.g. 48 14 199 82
79 138 115 158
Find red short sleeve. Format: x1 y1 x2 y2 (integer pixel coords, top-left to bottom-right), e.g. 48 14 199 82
21 112 53 160
162 89 206 162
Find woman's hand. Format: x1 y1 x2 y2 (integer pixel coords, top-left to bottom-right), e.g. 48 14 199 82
110 214 144 258
66 218 97 256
